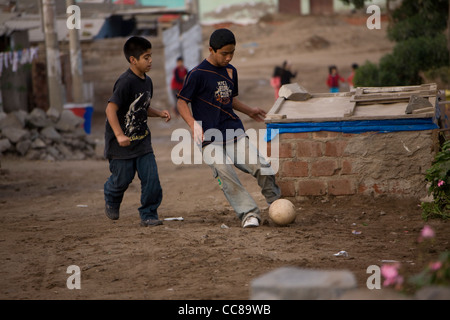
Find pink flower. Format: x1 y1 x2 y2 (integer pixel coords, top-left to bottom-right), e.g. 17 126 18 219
381 263 403 287
420 225 435 239
437 180 445 187
429 261 442 271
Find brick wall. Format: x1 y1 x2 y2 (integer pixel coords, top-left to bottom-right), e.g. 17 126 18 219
268 130 439 200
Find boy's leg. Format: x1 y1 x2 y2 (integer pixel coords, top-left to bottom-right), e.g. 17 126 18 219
104 158 136 220
203 144 260 227
136 152 163 222
231 137 281 205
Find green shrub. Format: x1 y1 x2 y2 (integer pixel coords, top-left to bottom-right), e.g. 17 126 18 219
421 139 450 221
354 34 449 87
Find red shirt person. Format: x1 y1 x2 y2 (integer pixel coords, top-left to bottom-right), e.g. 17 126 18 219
171 56 188 114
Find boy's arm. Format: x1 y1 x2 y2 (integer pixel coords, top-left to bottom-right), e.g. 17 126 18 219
177 98 203 145
148 106 171 122
105 102 130 147
232 97 266 122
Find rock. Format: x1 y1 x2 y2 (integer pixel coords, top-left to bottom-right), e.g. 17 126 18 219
43 153 56 162
25 149 42 160
71 150 86 160
31 138 46 149
305 35 330 50
40 126 62 142
0 138 11 153
55 143 73 159
0 108 95 160
0 113 24 130
55 110 84 132
46 107 61 122
415 286 450 300
46 145 62 160
12 110 28 128
278 83 312 101
339 288 410 300
250 267 357 300
16 140 32 156
27 108 52 128
2 128 29 144
405 95 433 114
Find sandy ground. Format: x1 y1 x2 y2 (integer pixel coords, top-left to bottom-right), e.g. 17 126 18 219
0 14 449 301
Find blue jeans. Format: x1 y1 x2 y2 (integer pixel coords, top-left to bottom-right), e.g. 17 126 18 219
104 152 162 221
330 87 339 93
203 137 281 226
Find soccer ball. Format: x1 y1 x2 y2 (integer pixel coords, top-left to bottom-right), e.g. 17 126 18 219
268 199 296 226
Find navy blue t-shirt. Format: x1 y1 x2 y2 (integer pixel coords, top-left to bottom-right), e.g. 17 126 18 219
178 59 245 146
104 68 154 160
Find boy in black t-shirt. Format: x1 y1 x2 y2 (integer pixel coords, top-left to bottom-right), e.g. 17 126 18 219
177 29 281 228
104 36 171 227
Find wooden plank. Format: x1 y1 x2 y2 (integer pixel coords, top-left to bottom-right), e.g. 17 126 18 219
359 83 436 94
264 113 435 124
343 102 357 117
265 114 287 120
412 107 435 114
355 98 411 105
350 92 435 103
266 97 285 116
356 90 435 99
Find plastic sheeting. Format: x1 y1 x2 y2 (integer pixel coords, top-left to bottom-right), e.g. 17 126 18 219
265 118 439 141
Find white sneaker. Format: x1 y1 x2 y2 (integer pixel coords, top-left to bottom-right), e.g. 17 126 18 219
243 216 259 228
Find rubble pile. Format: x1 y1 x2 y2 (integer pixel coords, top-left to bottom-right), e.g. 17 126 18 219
0 108 97 161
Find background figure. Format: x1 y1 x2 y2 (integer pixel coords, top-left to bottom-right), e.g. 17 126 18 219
271 63 283 99
280 61 297 86
170 56 188 116
347 63 359 91
271 61 297 99
326 65 345 93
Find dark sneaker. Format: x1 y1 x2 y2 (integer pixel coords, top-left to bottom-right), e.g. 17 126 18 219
105 204 119 220
140 219 163 227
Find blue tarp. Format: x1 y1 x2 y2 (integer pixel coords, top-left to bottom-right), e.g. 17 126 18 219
265 118 439 141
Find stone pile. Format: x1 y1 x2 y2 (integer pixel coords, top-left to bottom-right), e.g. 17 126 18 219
0 108 97 161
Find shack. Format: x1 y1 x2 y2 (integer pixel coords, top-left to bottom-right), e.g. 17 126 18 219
265 83 440 200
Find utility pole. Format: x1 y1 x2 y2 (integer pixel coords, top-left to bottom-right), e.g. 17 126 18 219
448 0 450 55
41 0 64 119
66 0 84 103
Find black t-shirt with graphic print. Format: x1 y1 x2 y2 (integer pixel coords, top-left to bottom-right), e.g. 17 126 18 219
178 59 245 147
104 68 154 160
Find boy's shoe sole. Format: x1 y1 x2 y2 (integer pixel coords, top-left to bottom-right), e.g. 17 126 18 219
105 204 119 220
140 219 163 227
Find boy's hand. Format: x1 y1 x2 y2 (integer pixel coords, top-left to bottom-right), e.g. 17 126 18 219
116 133 131 147
191 121 204 146
160 110 171 122
248 107 267 122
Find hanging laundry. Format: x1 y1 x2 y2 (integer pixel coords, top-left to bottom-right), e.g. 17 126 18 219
12 51 19 72
0 47 39 74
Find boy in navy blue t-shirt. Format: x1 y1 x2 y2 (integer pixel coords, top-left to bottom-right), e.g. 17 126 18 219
177 29 281 228
104 36 171 227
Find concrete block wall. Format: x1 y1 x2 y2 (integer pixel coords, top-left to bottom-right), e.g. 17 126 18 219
268 129 439 200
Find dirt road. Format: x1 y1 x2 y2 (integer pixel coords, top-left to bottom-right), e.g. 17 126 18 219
0 14 448 300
